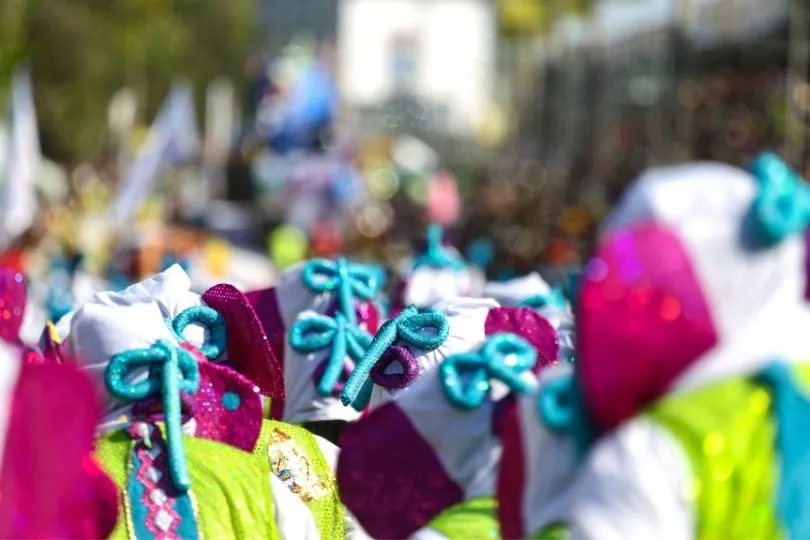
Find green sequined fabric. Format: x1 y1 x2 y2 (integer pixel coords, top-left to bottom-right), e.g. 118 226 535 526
95 430 280 539
645 366 810 540
426 496 500 540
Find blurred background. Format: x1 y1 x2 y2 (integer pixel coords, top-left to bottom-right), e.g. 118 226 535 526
0 0 804 302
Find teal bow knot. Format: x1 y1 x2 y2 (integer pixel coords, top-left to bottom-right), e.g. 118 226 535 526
339 304 450 405
748 152 810 246
439 333 536 410
519 287 568 311
412 224 466 270
289 312 373 397
168 305 228 361
105 339 200 492
302 258 383 325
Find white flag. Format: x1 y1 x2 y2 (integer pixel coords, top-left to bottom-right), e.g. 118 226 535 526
0 66 41 247
109 83 199 226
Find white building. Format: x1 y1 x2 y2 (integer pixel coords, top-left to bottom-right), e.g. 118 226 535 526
337 0 496 138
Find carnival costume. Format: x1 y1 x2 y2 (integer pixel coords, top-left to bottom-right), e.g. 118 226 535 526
337 297 561 538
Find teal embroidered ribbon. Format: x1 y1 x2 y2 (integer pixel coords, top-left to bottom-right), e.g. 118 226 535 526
105 339 200 492
439 333 535 410
302 257 383 325
289 312 373 397
748 152 810 246
167 305 228 361
412 224 465 270
340 305 450 405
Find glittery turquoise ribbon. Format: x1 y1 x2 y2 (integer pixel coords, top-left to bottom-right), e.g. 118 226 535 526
537 372 592 459
412 224 465 270
748 152 810 246
519 287 568 311
756 361 810 539
302 258 383 325
340 305 450 405
289 312 373 397
105 340 200 492
166 305 228 361
439 333 535 410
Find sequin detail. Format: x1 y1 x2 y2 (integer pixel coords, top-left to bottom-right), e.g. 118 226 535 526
186 361 264 452
0 267 27 344
244 287 287 419
578 224 718 433
484 307 560 372
267 428 328 502
337 403 463 538
203 284 285 399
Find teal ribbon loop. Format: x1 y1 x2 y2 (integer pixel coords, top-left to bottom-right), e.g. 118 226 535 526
748 152 810 246
168 305 228 361
519 287 568 311
439 333 536 410
412 224 466 270
302 257 383 325
289 312 373 397
339 305 450 405
105 339 200 492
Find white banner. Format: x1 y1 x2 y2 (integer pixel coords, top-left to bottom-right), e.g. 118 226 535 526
109 83 199 226
0 66 41 247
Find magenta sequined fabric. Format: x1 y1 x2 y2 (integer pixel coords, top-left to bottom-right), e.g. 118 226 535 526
578 224 718 433
203 284 285 400
244 287 286 419
484 307 560 372
0 361 118 538
337 403 463 538
493 395 525 540
187 361 264 452
0 269 26 344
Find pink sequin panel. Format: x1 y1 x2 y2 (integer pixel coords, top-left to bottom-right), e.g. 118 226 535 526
0 269 26 344
203 284 285 400
244 287 286 419
493 395 525 539
187 361 264 452
0 361 118 538
484 307 560 372
578 223 718 434
337 403 463 538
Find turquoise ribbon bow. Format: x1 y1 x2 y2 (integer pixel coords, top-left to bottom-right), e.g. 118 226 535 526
412 224 466 270
439 333 536 410
519 287 568 311
289 312 373 397
340 305 450 405
166 305 228 361
748 152 810 246
105 339 200 492
302 258 383 325
537 371 593 459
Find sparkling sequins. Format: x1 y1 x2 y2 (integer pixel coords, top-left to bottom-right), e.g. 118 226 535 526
484 307 560 371
203 284 285 399
267 428 328 502
0 267 27 343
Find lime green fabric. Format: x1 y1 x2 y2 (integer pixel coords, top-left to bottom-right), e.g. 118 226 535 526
531 523 570 539
254 420 345 540
95 430 279 539
645 364 810 540
426 496 500 540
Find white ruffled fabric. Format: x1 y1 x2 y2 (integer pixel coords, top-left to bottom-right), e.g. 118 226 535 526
403 266 485 309
367 297 499 409
482 272 552 307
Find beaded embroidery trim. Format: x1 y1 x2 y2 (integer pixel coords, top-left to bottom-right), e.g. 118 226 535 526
266 428 328 502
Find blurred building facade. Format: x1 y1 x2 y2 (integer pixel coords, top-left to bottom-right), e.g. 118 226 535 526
337 0 497 139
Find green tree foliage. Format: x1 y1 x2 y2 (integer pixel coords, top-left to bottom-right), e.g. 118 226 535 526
0 0 256 164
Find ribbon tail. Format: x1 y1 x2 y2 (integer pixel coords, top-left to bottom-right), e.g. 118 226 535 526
317 335 348 397
161 357 191 493
340 328 394 406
